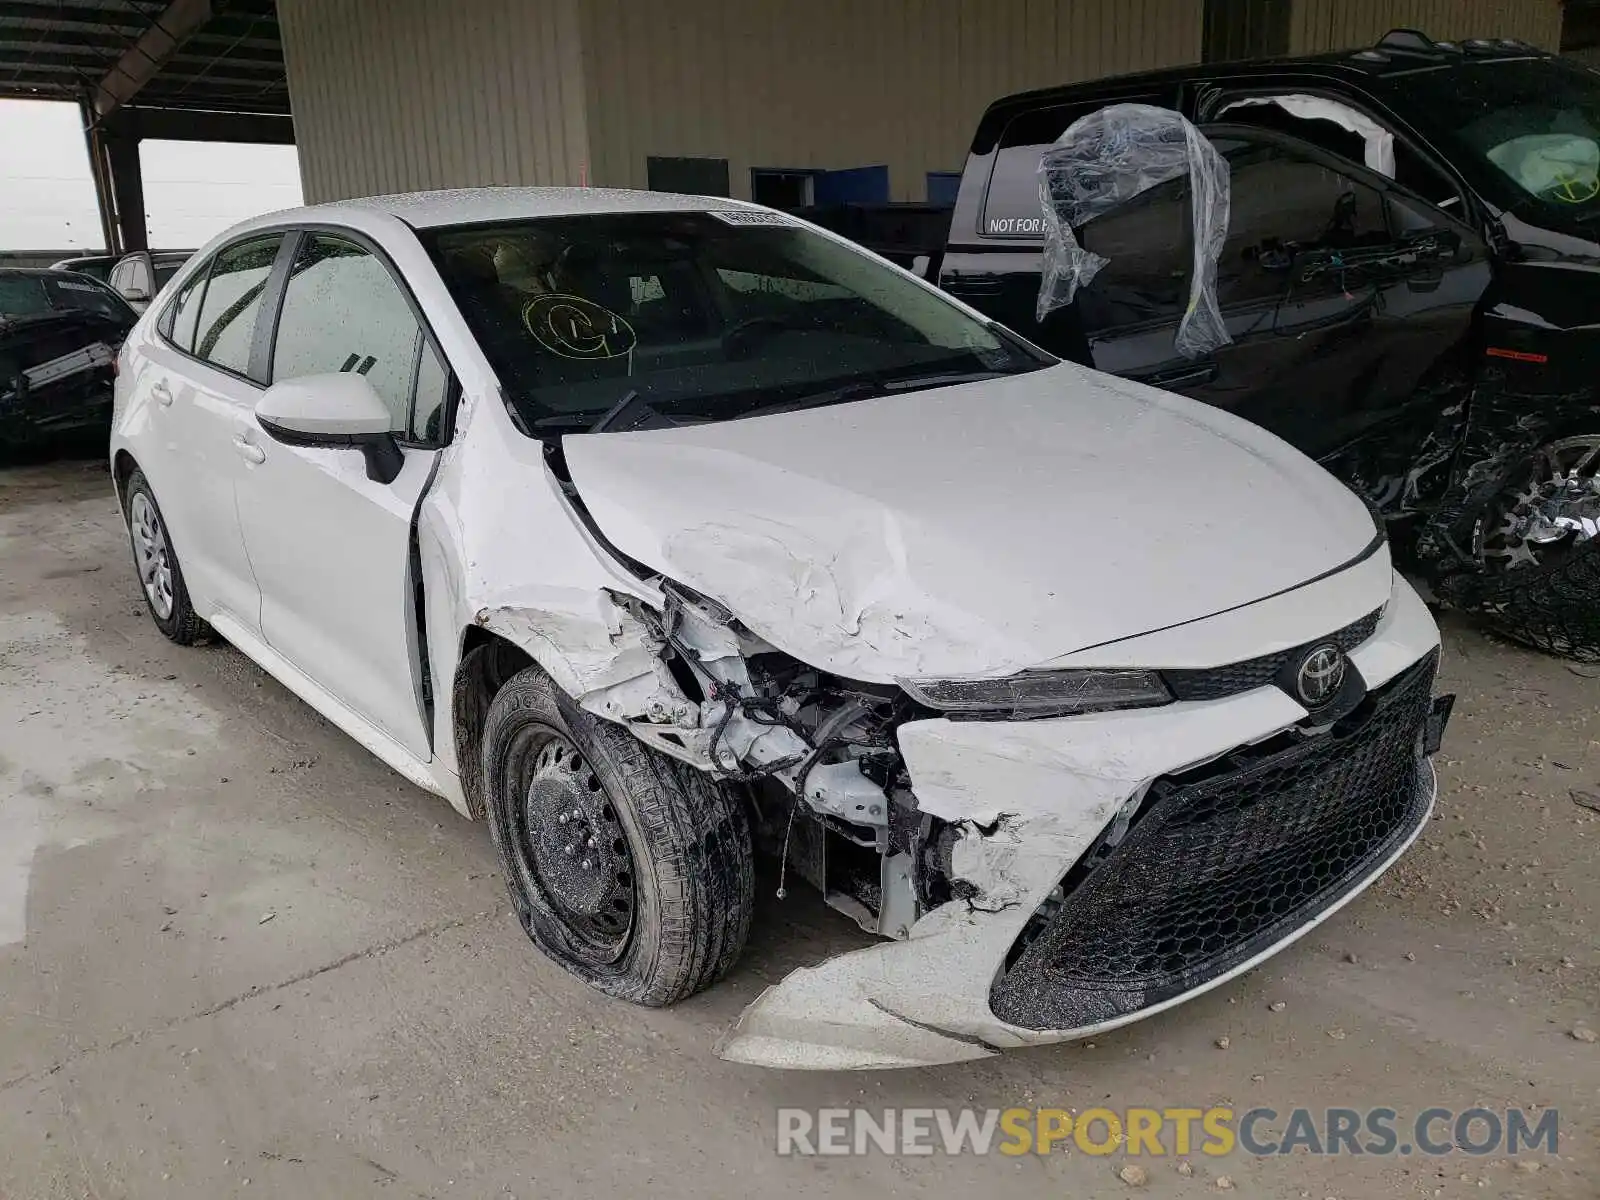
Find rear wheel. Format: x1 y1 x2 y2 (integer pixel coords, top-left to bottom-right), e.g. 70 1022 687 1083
482 665 753 1005
124 469 209 645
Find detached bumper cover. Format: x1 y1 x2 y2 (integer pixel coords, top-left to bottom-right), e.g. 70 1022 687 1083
990 653 1440 1031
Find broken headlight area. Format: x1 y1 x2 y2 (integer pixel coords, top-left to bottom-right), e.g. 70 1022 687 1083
897 668 1172 719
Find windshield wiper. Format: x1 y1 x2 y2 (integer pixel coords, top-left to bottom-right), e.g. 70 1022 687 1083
739 369 1010 420
531 390 679 436
591 388 676 433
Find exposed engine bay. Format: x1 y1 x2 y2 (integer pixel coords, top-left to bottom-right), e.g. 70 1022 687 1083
597 582 952 940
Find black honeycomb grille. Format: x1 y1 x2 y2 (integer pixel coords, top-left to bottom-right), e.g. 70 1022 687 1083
990 652 1436 1032
1164 608 1383 702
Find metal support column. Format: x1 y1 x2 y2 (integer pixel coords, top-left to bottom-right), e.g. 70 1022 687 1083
105 132 149 254
79 101 119 255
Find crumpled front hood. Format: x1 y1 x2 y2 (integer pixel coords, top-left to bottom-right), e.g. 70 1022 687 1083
562 362 1377 682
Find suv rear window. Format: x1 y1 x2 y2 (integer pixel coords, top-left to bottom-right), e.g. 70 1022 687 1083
982 96 1162 239
0 273 135 325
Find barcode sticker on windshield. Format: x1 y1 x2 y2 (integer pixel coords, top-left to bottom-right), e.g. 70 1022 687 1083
707 210 796 227
54 281 99 292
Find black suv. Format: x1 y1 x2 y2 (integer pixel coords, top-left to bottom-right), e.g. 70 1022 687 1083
861 32 1600 658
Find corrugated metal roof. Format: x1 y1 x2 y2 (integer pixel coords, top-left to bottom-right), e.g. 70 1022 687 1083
0 0 288 114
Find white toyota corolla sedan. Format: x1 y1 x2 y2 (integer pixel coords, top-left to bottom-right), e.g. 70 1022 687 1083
110 188 1452 1069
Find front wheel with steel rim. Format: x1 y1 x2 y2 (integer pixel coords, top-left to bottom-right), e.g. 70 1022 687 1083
481 663 754 1006
123 468 209 645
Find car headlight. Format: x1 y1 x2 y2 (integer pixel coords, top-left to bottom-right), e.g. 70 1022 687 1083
897 669 1173 720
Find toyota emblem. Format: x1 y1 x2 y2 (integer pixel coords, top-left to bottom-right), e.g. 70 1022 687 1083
1295 644 1347 707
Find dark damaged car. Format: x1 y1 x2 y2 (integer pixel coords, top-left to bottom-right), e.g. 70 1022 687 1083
848 31 1600 659
0 269 137 450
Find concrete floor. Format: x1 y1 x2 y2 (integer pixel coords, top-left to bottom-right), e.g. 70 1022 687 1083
0 459 1595 1200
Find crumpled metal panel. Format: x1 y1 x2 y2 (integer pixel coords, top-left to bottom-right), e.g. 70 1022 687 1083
1407 377 1600 661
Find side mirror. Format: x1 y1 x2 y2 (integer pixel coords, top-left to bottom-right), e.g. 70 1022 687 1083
254 372 404 484
120 283 150 302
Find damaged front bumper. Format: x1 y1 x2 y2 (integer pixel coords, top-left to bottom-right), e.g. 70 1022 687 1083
718 577 1448 1069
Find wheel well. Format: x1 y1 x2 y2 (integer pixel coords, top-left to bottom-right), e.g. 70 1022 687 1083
452 629 534 820
112 450 139 513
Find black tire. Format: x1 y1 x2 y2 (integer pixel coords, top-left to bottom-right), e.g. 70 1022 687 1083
1442 433 1600 660
482 664 753 1005
123 468 210 645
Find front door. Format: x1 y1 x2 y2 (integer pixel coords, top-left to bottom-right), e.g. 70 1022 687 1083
1077 127 1490 464
234 231 449 761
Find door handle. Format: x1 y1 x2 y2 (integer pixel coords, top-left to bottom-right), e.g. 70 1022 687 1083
1141 361 1219 390
151 380 173 407
945 276 1003 297
233 435 266 465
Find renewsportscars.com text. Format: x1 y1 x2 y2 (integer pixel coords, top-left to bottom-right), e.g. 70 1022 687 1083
775 1106 1559 1158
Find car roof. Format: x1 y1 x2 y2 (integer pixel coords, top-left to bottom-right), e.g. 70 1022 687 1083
985 30 1555 115
272 186 765 231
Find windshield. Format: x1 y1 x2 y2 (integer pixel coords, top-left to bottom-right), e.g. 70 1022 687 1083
1393 58 1600 217
423 211 1047 431
0 273 136 324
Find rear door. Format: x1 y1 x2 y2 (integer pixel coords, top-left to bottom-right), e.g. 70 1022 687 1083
136 234 286 631
234 229 450 759
1080 126 1490 462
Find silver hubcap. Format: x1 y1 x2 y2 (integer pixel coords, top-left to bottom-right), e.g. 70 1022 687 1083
1481 436 1600 570
129 492 175 619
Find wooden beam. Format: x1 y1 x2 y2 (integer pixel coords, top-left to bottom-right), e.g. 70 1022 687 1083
92 0 212 118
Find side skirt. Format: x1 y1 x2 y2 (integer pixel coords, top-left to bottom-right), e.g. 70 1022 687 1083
207 611 469 816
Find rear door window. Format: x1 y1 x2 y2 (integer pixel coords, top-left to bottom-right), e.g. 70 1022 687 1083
192 235 283 379
162 268 207 351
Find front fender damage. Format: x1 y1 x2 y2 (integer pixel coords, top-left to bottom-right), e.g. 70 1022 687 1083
474 584 880 802
474 586 1312 1071
475 589 698 728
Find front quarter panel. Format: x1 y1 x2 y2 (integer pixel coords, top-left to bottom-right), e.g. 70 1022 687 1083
416 378 663 806
719 571 1441 1069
